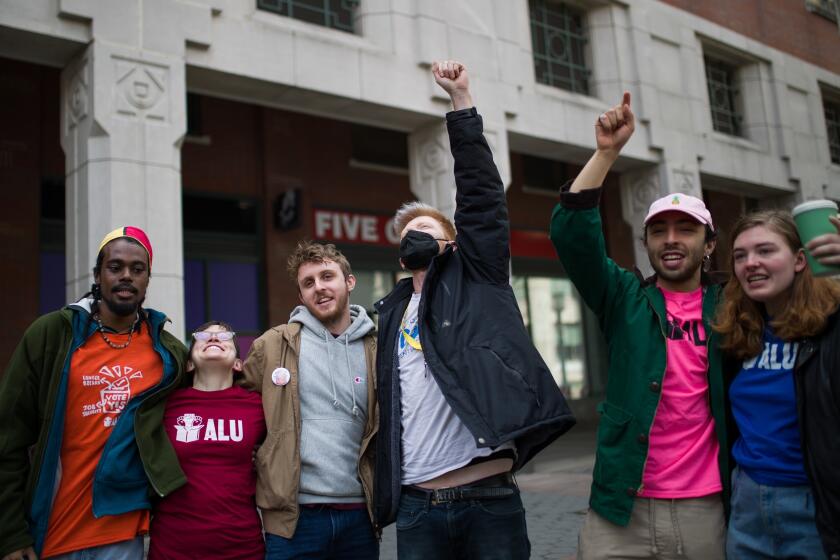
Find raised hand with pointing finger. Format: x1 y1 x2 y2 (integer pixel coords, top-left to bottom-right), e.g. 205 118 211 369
571 91 636 192
595 91 635 156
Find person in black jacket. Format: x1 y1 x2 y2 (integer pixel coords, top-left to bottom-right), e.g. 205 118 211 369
714 210 840 560
373 60 576 560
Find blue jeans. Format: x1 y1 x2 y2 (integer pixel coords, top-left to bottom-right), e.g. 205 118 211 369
396 488 530 560
46 536 144 560
264 505 378 560
727 467 826 559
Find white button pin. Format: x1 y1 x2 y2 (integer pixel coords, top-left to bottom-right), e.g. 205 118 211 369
271 367 291 386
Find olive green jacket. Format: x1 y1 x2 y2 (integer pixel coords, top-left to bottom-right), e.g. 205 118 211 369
0 303 187 558
549 189 730 526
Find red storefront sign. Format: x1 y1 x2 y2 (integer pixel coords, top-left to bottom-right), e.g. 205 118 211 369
312 208 400 246
509 229 557 259
313 208 557 259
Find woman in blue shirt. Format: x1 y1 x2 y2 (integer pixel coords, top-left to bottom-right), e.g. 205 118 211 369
714 210 840 560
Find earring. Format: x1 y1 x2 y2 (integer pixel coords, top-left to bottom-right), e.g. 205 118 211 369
91 283 102 299
702 254 711 272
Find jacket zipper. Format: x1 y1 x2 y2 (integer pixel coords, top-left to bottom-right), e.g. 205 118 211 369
389 338 401 522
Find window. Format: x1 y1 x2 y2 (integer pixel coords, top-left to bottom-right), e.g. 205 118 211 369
258 0 358 33
704 56 742 136
184 259 261 357
529 0 590 94
186 93 203 137
513 276 587 399
805 0 839 23
350 124 409 172
520 154 569 194
825 96 840 164
183 193 263 355
39 178 66 314
352 269 404 318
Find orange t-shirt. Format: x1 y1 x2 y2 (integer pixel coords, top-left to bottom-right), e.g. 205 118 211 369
41 325 163 558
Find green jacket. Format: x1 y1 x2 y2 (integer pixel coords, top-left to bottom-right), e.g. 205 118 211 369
0 301 188 558
549 189 730 527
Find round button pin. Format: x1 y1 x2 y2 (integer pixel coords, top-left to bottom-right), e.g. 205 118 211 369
271 367 291 386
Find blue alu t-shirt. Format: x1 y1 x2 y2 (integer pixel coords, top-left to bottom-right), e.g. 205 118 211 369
730 325 808 486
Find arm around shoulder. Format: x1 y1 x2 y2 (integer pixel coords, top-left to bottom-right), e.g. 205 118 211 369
241 335 267 392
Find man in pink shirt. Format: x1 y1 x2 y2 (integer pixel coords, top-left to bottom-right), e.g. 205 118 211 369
550 93 728 559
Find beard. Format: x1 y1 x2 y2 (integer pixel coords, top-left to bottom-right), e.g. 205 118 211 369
309 288 351 328
647 247 705 284
101 293 144 317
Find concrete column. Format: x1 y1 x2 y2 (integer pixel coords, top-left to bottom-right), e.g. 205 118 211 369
408 121 457 219
61 41 187 337
408 115 511 220
57 0 214 339
619 164 665 276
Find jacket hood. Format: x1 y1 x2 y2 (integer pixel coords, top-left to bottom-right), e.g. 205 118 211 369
289 303 374 342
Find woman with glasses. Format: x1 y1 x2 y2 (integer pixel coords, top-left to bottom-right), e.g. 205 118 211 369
148 321 267 559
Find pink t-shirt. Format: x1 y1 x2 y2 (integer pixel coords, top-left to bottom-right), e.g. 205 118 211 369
149 386 266 560
638 287 722 498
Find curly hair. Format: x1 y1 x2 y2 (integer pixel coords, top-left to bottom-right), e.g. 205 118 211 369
713 210 840 359
287 241 352 285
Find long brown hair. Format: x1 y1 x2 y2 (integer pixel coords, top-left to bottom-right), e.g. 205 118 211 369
714 210 840 359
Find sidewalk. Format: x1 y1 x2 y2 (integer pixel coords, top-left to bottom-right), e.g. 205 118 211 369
379 425 596 559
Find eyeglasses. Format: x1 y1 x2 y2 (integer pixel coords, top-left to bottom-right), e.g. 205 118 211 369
192 330 236 342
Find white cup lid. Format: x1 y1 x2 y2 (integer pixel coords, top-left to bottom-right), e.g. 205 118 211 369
792 199 839 216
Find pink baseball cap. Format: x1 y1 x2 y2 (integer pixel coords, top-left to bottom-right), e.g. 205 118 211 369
644 193 714 230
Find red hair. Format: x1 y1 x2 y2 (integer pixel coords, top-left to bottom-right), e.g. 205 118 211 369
713 210 840 359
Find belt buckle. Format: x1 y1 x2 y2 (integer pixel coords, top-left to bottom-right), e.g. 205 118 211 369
431 487 460 505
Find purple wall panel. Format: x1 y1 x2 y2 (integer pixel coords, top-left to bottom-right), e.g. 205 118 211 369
207 261 259 331
39 252 65 314
184 260 206 332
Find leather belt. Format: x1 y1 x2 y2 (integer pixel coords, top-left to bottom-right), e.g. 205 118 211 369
402 472 516 505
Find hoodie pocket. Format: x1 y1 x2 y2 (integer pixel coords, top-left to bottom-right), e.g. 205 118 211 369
255 428 298 513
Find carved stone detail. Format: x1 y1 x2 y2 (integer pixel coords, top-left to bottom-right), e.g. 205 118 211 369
420 138 448 177
65 58 89 132
409 122 457 218
626 171 661 215
114 57 169 121
671 166 698 196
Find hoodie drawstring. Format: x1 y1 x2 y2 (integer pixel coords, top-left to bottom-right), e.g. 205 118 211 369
323 331 340 409
324 331 360 417
345 334 359 417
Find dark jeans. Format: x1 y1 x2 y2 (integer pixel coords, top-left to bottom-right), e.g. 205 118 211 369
396 487 531 560
264 505 378 560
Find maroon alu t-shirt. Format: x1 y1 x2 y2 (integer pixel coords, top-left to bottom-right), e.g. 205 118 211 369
149 385 267 560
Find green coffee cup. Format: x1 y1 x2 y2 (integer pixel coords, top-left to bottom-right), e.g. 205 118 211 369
792 199 840 277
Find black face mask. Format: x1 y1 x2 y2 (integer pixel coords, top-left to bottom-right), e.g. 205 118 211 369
399 230 446 270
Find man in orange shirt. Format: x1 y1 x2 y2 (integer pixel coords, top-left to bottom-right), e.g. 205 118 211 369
0 227 188 560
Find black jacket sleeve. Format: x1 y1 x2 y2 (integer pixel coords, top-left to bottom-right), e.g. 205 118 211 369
446 107 510 285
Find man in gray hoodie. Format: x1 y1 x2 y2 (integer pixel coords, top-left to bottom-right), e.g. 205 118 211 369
243 241 378 559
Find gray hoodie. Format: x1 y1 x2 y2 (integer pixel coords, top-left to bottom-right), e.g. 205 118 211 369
289 303 375 504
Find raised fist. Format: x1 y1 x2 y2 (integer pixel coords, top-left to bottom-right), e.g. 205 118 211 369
432 60 473 110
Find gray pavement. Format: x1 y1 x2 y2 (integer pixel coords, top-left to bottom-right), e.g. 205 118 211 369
379 425 596 559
